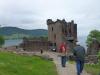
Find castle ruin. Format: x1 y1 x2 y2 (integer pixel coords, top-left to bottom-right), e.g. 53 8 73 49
20 37 49 51
20 19 77 52
86 39 100 63
47 19 77 52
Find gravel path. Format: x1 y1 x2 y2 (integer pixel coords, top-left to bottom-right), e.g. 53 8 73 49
46 52 91 75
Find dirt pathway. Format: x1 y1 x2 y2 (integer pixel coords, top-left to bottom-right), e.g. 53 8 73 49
46 52 91 75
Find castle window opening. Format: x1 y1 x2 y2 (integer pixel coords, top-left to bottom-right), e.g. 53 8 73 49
52 27 53 31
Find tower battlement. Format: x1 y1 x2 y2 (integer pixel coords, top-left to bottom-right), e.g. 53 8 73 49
47 19 77 51
47 19 76 26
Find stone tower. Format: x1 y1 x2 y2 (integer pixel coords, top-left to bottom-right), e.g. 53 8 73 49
47 19 77 52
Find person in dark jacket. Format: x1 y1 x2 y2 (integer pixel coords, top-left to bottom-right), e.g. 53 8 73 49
73 44 85 75
40 49 43 54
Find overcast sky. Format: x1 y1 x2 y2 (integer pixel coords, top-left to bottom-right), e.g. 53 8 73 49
0 0 100 37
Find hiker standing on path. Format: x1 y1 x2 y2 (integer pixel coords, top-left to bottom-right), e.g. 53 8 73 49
73 43 86 75
59 42 68 67
40 49 43 54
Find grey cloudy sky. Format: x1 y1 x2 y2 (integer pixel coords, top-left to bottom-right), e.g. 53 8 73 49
0 0 100 37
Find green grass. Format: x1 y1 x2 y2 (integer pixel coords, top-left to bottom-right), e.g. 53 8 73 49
68 60 75 64
0 52 57 75
85 62 100 75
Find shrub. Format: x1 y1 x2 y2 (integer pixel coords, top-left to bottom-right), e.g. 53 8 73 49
0 36 5 47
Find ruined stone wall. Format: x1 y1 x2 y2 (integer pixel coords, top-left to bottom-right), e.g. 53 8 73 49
47 19 77 52
87 39 100 55
86 39 100 63
47 19 63 50
20 39 49 51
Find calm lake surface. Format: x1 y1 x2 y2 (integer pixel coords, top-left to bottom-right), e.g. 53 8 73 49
3 39 23 47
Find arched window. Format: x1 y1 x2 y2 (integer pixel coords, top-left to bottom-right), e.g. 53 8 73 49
52 27 53 31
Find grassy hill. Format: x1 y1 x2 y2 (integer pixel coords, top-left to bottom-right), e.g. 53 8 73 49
0 27 48 39
0 52 57 75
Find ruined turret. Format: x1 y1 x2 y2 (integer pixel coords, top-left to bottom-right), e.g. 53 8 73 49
47 19 77 52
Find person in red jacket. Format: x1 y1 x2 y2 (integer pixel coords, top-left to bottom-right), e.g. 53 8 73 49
59 42 68 67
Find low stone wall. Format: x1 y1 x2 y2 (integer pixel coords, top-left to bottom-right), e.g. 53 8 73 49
20 39 49 51
85 55 98 64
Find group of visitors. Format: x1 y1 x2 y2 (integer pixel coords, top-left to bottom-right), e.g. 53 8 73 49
59 42 86 75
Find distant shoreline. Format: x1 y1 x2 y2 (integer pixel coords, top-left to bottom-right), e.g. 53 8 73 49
3 39 23 47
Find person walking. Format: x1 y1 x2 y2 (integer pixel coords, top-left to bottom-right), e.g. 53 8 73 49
59 42 68 67
73 43 85 75
40 49 43 54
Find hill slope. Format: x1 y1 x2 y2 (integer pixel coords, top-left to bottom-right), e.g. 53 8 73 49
0 27 48 39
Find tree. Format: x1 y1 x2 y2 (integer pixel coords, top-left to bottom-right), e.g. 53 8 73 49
39 36 48 41
97 51 100 64
0 35 5 47
86 30 100 46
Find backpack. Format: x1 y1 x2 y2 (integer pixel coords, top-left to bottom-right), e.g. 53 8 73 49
59 44 66 53
73 46 85 60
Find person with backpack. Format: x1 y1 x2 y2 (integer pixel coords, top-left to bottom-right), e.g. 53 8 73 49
73 43 85 75
59 42 68 67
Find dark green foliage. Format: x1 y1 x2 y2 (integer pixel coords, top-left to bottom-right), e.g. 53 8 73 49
29 36 48 41
0 35 5 47
98 51 100 61
85 30 100 75
86 30 100 46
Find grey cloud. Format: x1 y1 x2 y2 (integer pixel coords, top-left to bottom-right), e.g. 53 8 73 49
0 0 100 36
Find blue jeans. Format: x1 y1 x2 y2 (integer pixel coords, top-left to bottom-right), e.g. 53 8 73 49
76 59 84 75
61 56 67 67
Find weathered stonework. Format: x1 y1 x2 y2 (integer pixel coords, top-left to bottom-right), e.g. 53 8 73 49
86 39 100 63
20 37 49 51
20 19 77 52
87 39 100 55
47 19 77 51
